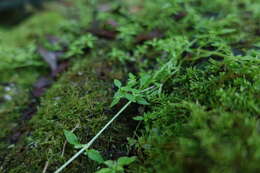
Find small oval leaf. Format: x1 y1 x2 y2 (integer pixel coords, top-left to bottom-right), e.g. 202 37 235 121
118 156 136 166
64 130 79 145
86 149 104 164
114 79 122 88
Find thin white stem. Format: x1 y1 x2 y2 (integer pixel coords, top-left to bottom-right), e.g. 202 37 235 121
54 101 132 173
42 160 49 173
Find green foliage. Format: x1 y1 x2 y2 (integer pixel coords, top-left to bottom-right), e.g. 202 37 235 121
129 49 260 172
109 48 133 64
65 34 97 57
64 130 79 145
111 74 150 107
63 129 136 173
63 130 84 149
1 0 260 172
0 11 67 70
96 156 136 173
104 0 260 172
86 149 105 164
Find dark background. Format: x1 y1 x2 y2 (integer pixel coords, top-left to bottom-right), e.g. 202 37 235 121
0 0 44 26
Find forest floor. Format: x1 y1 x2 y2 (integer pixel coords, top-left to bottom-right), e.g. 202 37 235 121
0 0 260 173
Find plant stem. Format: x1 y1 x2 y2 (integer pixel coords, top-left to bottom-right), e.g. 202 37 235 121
54 101 132 173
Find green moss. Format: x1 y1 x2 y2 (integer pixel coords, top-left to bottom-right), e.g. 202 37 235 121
0 50 136 172
131 56 260 173
0 0 260 172
0 3 69 159
107 0 260 172
0 11 67 70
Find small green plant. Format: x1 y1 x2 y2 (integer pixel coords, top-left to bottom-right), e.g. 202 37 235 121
109 48 134 64
63 130 136 173
110 74 150 107
55 101 131 173
55 74 156 173
65 34 96 57
96 156 136 173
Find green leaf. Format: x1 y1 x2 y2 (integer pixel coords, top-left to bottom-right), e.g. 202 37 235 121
110 97 120 107
136 97 149 105
64 130 79 145
115 166 124 172
133 116 144 121
96 168 112 173
114 79 122 88
86 149 104 164
117 156 136 166
124 93 136 102
128 73 137 87
140 73 151 88
104 160 115 167
121 86 132 92
130 88 140 94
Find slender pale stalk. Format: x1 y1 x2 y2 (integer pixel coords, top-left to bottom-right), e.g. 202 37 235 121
54 101 132 173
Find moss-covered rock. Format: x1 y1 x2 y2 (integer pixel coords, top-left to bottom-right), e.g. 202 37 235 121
0 0 260 172
1 49 139 172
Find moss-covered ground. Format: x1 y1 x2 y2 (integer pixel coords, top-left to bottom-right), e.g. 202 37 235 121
0 0 259 172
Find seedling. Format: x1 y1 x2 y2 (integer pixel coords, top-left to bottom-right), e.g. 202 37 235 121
63 130 136 173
